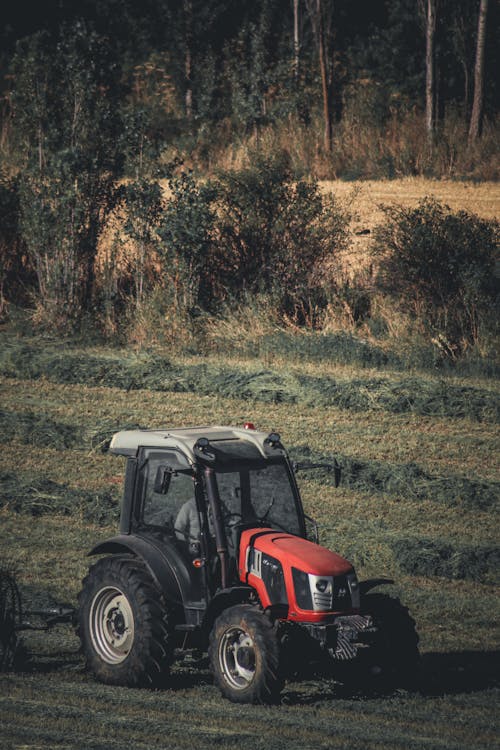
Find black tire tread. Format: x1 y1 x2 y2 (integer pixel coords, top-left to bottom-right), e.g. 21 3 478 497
77 555 173 688
208 603 283 704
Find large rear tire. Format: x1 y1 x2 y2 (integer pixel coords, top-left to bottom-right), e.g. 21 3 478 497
78 556 173 687
209 604 283 704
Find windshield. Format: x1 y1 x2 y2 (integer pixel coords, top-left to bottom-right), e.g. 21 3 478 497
214 460 302 537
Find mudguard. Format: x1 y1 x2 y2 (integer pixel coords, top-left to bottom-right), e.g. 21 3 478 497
88 533 193 610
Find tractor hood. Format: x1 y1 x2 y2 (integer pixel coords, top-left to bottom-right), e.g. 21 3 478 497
240 529 353 577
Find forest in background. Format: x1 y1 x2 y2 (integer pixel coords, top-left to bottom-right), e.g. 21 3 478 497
1 0 499 178
0 0 498 371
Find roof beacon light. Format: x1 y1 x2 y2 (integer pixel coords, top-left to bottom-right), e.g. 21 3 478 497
243 422 256 430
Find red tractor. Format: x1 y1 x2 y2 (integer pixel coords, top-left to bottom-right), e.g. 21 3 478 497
75 424 419 703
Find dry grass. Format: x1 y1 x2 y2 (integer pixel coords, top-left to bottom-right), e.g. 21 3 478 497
320 178 500 277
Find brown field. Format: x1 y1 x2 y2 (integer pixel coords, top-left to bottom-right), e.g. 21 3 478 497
320 178 500 277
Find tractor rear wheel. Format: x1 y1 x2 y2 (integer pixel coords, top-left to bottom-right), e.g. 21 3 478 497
209 604 283 704
78 556 173 687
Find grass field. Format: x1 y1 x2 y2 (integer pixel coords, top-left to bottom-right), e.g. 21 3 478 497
0 326 499 750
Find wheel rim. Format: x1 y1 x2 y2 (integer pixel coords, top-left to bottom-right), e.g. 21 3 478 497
89 586 135 664
218 625 256 690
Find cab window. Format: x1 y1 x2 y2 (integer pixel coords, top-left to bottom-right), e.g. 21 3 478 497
140 450 195 535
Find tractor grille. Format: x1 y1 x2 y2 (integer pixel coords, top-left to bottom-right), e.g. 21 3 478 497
294 571 359 612
313 590 332 609
332 576 351 612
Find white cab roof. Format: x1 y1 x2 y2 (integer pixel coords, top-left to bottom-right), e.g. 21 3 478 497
109 425 281 462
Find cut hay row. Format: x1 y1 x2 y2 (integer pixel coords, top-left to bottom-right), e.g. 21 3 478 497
0 471 118 526
1 342 498 422
323 522 499 585
0 408 143 453
290 446 499 511
1 469 497 584
2 409 497 511
236 330 404 369
391 537 500 583
0 408 83 449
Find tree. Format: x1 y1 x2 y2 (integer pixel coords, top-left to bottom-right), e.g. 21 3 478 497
305 0 336 152
293 0 300 84
421 0 437 141
11 24 124 329
469 0 489 142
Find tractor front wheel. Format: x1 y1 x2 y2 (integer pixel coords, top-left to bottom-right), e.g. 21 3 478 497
209 604 283 704
78 556 173 687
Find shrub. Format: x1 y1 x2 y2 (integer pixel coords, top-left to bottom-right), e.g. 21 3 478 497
0 173 30 317
373 198 499 356
157 155 351 324
210 153 350 323
158 169 215 314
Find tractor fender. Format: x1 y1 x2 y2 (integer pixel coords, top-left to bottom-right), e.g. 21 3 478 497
359 578 394 595
202 586 254 638
88 534 191 608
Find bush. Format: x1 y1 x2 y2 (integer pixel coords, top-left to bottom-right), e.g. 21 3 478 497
373 198 499 356
157 155 351 324
0 173 29 317
210 153 350 322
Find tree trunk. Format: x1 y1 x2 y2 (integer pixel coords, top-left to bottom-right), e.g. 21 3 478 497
293 0 300 84
306 0 333 153
184 0 193 122
425 0 437 141
317 7 332 152
469 0 489 142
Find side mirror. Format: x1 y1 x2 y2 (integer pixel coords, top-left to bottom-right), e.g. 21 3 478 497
293 458 341 487
154 466 172 494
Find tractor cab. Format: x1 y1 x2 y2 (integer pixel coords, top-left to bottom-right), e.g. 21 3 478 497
105 425 308 598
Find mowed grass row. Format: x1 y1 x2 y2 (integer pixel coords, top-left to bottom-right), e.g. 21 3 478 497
1 377 497 478
0 366 498 585
0 653 498 750
1 340 498 422
2 460 497 585
2 511 498 654
2 405 498 510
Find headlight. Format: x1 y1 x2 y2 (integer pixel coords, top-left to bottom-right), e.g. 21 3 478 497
261 554 287 605
292 568 313 610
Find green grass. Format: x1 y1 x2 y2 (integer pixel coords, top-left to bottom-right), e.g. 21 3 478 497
1 339 498 421
0 333 498 749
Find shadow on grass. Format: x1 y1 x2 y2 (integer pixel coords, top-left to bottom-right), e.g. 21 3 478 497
12 635 499 702
282 650 500 706
419 650 500 696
